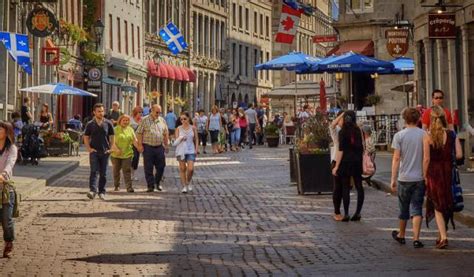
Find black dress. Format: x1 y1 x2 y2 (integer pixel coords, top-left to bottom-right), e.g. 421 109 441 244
337 129 363 177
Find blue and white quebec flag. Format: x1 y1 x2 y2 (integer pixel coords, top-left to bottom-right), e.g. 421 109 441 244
0 32 32 75
159 22 188 55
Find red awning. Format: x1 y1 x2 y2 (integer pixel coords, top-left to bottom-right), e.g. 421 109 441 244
147 60 161 77
186 68 196 82
171 65 183 81
161 64 174 79
326 40 374 56
179 67 190 82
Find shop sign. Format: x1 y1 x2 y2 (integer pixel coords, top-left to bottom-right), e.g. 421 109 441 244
385 29 409 58
41 47 60 65
428 13 456 39
313 35 338 43
26 7 59 37
85 67 102 94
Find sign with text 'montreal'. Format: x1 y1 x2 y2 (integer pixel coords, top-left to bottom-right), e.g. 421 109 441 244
428 13 456 39
385 29 409 58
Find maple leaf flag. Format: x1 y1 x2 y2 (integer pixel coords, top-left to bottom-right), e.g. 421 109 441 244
275 4 302 44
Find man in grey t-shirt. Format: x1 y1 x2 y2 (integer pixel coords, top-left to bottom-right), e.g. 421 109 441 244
390 107 428 248
244 104 259 149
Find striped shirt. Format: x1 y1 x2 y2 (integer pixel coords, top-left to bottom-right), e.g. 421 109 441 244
136 115 168 146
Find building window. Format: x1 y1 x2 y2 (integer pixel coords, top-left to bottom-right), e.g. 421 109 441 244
109 14 113 51
266 52 270 80
265 16 269 38
232 3 236 27
125 20 129 55
245 46 249 76
117 17 121 53
131 23 135 57
349 0 374 13
239 5 243 29
254 12 258 33
137 26 141 59
232 43 236 74
260 14 263 35
239 44 243 75
254 49 258 79
245 8 249 31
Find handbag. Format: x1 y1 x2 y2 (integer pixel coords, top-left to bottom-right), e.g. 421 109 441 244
361 131 375 176
450 131 464 212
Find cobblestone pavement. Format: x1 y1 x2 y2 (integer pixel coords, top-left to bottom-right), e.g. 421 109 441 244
1 146 474 276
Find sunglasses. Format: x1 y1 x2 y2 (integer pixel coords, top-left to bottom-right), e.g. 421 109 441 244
434 96 444 100
180 117 188 121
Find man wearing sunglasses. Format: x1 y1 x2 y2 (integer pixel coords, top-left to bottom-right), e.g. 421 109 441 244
421 89 454 131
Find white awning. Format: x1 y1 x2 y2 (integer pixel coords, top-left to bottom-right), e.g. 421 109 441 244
266 80 336 98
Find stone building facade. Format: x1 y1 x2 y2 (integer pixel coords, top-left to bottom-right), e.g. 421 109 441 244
271 0 334 115
333 0 416 114
0 0 84 123
412 0 474 159
101 0 146 115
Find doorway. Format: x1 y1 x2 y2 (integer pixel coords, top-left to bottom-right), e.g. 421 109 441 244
352 72 374 110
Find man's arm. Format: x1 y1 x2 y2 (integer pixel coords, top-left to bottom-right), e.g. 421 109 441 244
390 149 401 192
83 136 96 153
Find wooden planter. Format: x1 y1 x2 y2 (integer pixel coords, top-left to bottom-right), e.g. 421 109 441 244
45 139 71 156
296 152 334 195
266 136 279 147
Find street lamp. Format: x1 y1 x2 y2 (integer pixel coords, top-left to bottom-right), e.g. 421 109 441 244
93 19 105 51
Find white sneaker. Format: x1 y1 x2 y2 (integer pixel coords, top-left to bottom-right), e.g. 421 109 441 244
98 193 106 200
157 185 163 191
132 176 139 181
181 186 188 193
187 184 193 192
86 191 96 199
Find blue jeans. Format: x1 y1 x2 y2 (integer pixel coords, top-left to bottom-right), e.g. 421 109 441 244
89 152 110 194
231 128 241 146
398 180 425 220
1 190 15 242
143 144 166 189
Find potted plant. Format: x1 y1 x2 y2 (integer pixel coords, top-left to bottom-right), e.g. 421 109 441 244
264 123 280 147
365 94 382 106
44 131 74 156
295 112 334 195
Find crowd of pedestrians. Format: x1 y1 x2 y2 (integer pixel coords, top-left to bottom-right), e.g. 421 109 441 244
329 88 464 250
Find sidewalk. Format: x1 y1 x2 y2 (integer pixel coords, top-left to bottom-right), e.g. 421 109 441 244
372 151 474 227
13 151 86 200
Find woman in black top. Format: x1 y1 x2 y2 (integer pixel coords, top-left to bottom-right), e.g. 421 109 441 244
39 103 53 130
332 111 364 221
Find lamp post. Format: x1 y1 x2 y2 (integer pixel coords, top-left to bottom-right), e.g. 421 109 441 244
93 19 105 51
235 75 241 108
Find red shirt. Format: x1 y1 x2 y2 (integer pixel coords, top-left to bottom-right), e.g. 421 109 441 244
239 117 248 128
421 107 453 128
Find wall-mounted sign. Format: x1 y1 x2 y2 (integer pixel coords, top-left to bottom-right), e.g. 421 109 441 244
428 13 456 39
26 7 59 37
85 67 102 94
313 35 338 43
385 29 409 58
41 47 60 65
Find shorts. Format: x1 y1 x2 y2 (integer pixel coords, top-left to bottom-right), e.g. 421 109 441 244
209 130 219 144
397 180 425 220
177 153 196 162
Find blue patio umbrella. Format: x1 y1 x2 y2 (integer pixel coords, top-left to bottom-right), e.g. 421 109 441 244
378 57 414 75
255 51 322 115
20 83 97 97
311 51 394 73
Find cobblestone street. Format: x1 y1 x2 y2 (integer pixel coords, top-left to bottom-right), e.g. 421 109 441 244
1 146 474 276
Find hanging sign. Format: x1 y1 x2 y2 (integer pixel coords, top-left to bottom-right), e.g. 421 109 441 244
85 67 102 94
313 35 338 43
41 47 60 65
428 13 456 39
26 7 59 37
385 29 409 58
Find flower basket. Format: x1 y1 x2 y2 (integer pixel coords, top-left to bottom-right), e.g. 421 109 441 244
43 132 73 156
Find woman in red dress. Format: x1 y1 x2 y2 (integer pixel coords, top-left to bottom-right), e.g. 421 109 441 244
423 106 463 249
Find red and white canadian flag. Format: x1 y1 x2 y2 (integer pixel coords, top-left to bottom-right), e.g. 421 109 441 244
275 4 302 44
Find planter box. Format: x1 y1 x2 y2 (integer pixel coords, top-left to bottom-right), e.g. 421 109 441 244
289 148 297 184
266 136 279 147
296 152 333 195
46 140 71 156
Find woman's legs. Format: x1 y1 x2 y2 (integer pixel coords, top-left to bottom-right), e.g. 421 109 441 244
2 191 15 258
353 174 365 216
341 177 351 217
178 161 187 188
434 210 448 240
333 175 343 215
110 157 122 190
186 160 195 186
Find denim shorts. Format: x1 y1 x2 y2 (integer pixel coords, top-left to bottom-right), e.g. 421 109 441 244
177 153 196 162
397 180 425 220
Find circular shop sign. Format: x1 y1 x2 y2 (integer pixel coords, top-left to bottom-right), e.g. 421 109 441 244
26 7 59 38
88 68 102 81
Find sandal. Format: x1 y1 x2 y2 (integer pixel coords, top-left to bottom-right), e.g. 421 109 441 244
350 214 361 221
3 242 13 258
333 214 344 221
392 231 406 245
436 239 448 249
413 240 424 248
341 215 350 222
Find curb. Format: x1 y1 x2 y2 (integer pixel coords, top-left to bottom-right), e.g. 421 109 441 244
371 176 474 228
16 161 80 201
